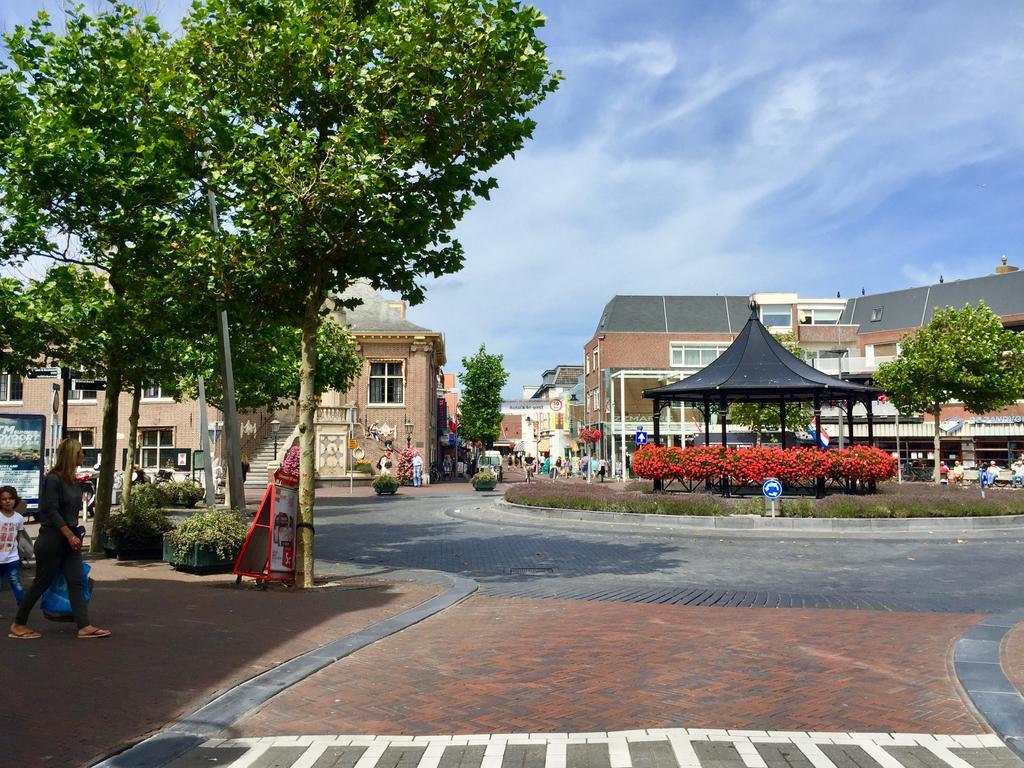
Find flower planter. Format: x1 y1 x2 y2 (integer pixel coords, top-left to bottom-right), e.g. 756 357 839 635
107 533 164 560
473 481 498 492
163 536 237 574
375 485 398 496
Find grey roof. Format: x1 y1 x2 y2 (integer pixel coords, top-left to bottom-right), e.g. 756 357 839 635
644 311 877 403
596 295 750 334
842 270 1024 332
334 280 434 334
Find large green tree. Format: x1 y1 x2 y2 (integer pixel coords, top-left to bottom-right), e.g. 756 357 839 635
180 0 559 587
875 302 1024 481
458 344 508 449
0 4 209 547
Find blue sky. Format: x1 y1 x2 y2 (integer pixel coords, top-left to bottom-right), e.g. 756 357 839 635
5 1 1024 396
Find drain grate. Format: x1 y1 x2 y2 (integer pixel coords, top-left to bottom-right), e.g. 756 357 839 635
508 566 555 576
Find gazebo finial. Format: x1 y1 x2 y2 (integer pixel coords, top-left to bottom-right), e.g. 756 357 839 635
748 299 759 319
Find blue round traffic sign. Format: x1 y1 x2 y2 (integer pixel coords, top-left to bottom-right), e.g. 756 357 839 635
762 478 783 499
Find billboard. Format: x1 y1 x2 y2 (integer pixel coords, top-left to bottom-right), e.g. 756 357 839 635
0 414 46 509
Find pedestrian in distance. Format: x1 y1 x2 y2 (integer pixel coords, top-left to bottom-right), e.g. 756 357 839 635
598 459 607 482
412 452 424 487
1012 458 1024 489
240 452 250 483
9 438 110 640
553 456 561 480
0 486 27 610
950 460 965 486
939 461 949 485
525 455 535 483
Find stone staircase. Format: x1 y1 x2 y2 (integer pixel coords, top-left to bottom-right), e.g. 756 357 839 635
244 422 297 489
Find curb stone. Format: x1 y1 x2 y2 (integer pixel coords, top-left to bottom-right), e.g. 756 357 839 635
93 569 478 768
498 499 1024 533
954 610 1024 759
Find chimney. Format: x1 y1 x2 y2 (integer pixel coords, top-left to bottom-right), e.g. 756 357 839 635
386 300 407 317
995 254 1019 275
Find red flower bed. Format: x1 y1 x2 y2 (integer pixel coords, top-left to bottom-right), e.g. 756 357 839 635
632 444 897 486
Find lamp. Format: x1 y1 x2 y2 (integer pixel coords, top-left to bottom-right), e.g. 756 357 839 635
404 417 414 448
270 418 281 460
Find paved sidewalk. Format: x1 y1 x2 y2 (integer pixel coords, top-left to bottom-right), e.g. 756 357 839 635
1 558 442 768
171 731 1021 768
234 596 987 737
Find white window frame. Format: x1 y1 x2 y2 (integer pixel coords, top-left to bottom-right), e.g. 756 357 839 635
798 307 843 325
368 360 405 405
68 387 98 402
760 304 793 328
140 428 175 469
669 343 729 369
142 383 172 401
0 373 24 403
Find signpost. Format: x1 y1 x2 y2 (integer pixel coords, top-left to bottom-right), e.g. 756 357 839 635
762 477 783 517
0 414 46 512
634 430 648 446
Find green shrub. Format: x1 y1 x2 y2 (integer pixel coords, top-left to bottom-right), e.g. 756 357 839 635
106 486 172 546
353 461 374 474
372 474 399 492
472 470 498 485
169 510 247 560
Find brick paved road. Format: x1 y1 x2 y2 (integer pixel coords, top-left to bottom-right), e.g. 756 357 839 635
170 732 1021 768
235 597 986 737
313 495 1024 613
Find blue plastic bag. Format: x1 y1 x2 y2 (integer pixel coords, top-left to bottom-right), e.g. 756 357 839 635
41 561 92 620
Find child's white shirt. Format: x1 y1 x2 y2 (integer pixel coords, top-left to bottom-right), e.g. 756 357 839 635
0 511 26 564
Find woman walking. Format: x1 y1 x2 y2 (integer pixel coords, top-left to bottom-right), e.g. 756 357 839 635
9 438 110 640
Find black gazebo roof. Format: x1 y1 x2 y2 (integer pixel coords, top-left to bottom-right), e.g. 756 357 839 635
643 307 880 404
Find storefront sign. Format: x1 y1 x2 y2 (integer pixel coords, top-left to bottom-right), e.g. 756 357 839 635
500 399 552 413
0 414 45 508
939 417 964 434
968 415 1024 426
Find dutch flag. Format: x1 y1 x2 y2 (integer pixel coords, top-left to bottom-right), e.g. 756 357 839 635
808 419 831 448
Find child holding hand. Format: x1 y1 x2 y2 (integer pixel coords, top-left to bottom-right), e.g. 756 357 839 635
0 486 26 607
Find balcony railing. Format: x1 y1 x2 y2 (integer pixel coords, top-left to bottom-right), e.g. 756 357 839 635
812 356 896 376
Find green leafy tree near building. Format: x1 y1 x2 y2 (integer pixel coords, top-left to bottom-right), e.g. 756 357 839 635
179 0 559 587
874 302 1024 482
458 345 509 451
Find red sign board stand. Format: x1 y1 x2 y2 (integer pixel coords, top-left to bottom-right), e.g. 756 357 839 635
234 467 299 587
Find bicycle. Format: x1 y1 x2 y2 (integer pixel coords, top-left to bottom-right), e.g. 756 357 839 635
429 463 440 485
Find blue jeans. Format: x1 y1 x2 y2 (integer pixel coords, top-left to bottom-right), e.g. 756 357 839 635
0 560 24 605
413 466 422 486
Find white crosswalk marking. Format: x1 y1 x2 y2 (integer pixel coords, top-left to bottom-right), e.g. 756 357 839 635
200 731 1020 768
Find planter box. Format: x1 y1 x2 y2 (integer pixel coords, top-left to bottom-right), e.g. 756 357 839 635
474 482 498 492
162 536 237 575
106 533 164 560
375 486 398 495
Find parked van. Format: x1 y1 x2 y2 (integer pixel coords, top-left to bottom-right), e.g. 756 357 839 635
478 450 503 481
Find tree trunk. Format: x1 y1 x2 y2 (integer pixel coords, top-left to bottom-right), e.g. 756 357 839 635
933 404 942 483
122 383 142 503
90 361 123 554
296 290 322 589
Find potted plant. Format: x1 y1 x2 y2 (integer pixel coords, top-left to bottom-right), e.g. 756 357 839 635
472 470 498 492
373 474 399 495
104 484 173 559
164 509 248 574
353 460 374 475
168 479 205 509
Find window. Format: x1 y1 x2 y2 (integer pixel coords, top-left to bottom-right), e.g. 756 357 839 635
592 348 599 372
68 430 100 466
873 342 898 357
798 308 843 325
670 344 728 368
0 373 23 402
68 387 97 401
760 304 792 327
369 362 404 404
141 429 174 469
143 384 169 400
871 307 884 322
585 355 590 375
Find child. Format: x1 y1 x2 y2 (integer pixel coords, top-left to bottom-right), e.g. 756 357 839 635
0 485 26 607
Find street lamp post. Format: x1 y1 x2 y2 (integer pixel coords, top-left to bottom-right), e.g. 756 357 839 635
271 418 281 461
405 417 414 449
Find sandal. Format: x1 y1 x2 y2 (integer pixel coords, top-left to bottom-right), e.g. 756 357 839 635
77 627 111 639
9 625 41 640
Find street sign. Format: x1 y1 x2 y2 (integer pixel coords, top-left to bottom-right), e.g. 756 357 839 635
634 430 648 446
71 379 106 391
762 478 783 499
27 367 60 379
348 438 358 450
549 398 563 412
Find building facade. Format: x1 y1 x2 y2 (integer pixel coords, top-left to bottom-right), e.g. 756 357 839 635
583 260 1024 476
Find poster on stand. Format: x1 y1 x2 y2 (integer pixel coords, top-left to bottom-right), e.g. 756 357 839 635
233 466 299 583
270 483 297 577
0 414 46 509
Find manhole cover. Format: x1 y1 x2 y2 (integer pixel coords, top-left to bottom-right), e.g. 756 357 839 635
509 566 555 576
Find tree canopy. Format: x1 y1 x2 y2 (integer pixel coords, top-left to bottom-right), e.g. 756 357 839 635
875 302 1024 479
458 344 509 447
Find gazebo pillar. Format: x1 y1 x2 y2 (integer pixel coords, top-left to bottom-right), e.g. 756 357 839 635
813 393 824 499
846 396 855 446
720 394 729 497
865 397 875 446
652 397 662 492
779 396 787 449
703 396 710 445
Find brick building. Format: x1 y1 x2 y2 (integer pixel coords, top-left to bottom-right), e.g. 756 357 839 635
583 260 1024 476
1 280 446 487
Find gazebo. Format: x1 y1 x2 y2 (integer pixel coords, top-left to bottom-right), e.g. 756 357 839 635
642 303 881 494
